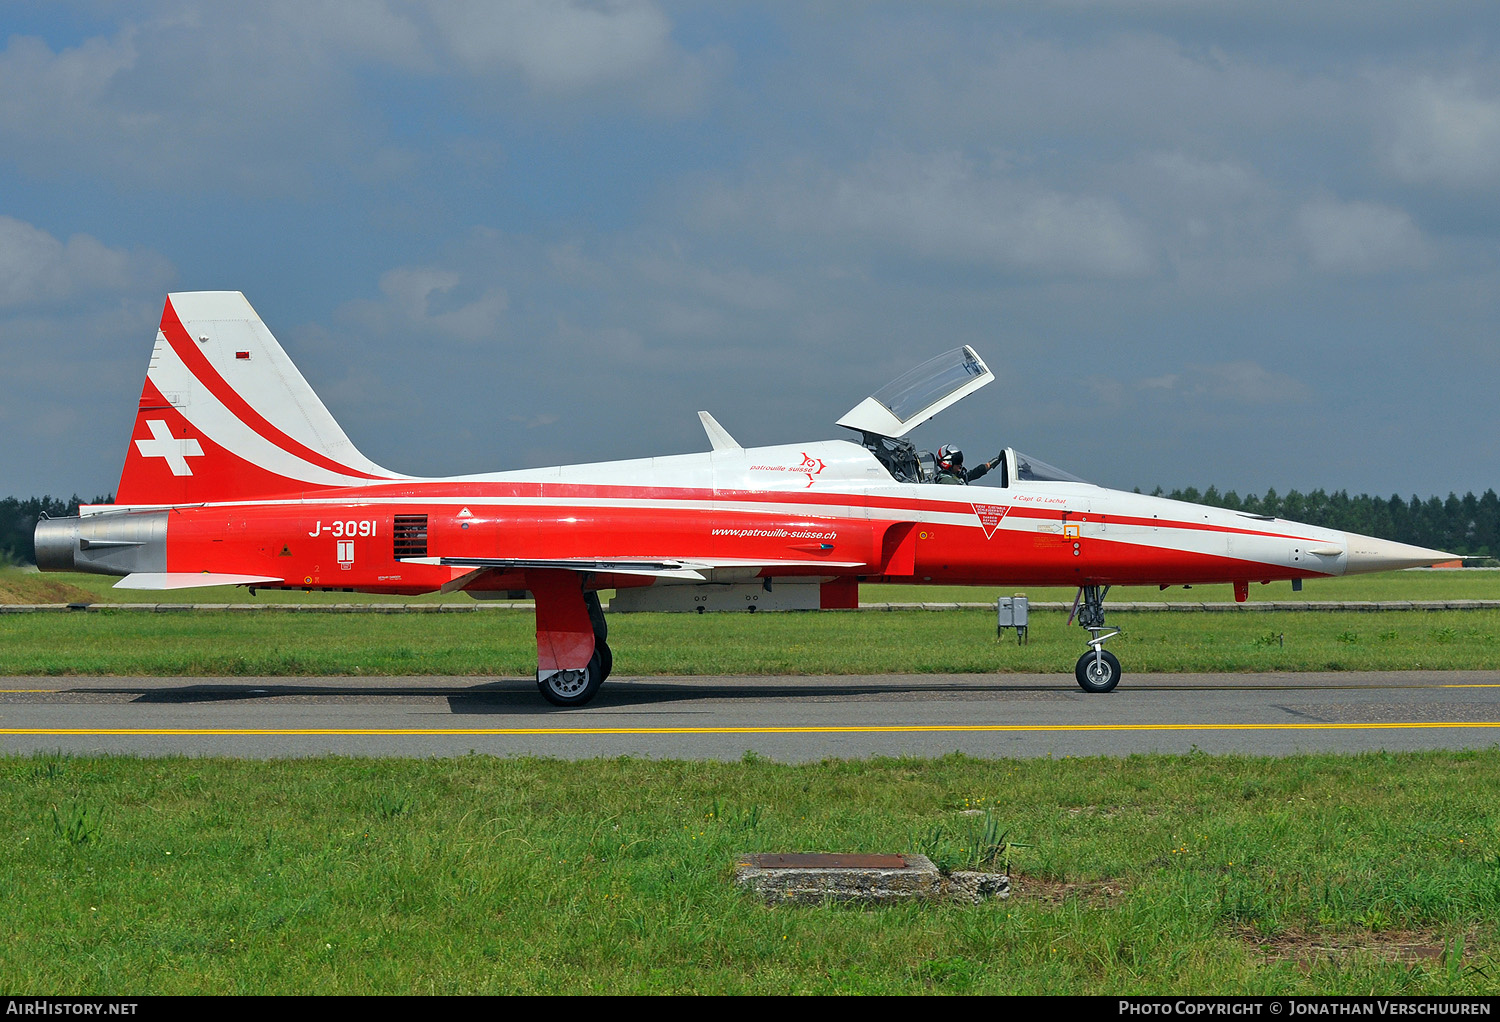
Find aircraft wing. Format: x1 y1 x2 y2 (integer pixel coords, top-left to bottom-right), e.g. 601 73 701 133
400 555 869 582
402 556 711 580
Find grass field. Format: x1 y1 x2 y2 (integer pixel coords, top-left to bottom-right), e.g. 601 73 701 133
863 569 1500 605
4 566 1498 607
2 565 1495 676
4 750 1496 995
3 581 1496 995
0 606 1496 676
0 568 471 605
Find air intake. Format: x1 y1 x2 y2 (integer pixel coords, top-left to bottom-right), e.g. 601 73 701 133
393 515 428 559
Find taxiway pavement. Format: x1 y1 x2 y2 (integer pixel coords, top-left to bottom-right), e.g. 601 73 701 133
1 670 1497 760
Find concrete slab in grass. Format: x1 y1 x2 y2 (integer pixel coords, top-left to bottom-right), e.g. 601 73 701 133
734 853 1009 905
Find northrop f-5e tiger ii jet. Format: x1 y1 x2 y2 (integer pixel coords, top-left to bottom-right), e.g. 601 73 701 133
35 292 1453 705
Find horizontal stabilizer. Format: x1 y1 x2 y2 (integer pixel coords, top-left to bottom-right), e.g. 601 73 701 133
114 573 285 590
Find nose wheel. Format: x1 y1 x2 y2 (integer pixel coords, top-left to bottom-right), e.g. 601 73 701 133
1075 641 1121 693
1070 585 1122 693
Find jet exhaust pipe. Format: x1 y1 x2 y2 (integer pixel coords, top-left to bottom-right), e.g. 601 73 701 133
34 512 168 577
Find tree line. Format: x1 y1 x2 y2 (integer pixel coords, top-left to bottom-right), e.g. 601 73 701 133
1143 486 1500 559
0 496 110 565
2 487 1497 565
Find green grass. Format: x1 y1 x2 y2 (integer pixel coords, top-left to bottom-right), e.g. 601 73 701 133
0 606 1494 678
0 607 1496 676
3 751 1497 994
4 566 1497 606
863 569 1500 605
0 567 479 605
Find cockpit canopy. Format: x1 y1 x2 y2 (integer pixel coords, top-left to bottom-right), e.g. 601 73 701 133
837 346 993 439
839 346 1090 486
1011 451 1088 484
861 444 1092 486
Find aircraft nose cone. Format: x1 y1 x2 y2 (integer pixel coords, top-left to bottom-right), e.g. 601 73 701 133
1341 533 1456 574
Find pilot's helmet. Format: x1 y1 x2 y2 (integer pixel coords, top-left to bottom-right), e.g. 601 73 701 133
937 445 963 471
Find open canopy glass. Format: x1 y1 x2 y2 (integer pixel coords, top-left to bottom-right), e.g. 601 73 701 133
836 345 994 439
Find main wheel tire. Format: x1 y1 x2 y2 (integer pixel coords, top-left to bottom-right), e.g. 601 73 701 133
597 640 613 682
1075 649 1121 693
537 649 605 707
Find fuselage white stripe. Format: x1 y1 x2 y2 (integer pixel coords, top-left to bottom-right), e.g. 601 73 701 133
94 492 1342 576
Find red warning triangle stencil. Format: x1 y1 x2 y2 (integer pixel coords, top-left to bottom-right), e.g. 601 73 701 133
972 502 1010 539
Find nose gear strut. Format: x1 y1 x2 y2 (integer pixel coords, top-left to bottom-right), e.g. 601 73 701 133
1069 585 1121 693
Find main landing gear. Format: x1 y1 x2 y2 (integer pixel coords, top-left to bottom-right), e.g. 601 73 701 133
1070 584 1121 693
586 590 613 684
538 648 606 706
531 571 612 708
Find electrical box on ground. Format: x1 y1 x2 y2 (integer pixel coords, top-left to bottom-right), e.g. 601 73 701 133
997 595 1029 644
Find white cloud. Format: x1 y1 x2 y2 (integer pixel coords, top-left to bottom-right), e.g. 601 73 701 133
0 298 165 495
1146 152 1261 201
0 2 714 191
631 253 792 312
422 0 724 114
0 31 137 134
0 17 363 190
817 27 1347 159
0 216 174 308
428 0 672 91
1089 361 1311 408
697 151 1154 278
353 266 510 343
1297 199 1427 273
1188 361 1310 404
1385 77 1500 189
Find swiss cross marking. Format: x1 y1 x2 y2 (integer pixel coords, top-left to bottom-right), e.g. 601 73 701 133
135 419 204 476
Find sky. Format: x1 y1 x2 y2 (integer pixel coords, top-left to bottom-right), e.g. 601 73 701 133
1 1 1496 501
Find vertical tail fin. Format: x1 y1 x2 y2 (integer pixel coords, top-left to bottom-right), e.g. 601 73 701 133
115 292 401 505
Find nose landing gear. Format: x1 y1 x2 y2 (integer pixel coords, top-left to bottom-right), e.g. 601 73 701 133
1070 585 1121 693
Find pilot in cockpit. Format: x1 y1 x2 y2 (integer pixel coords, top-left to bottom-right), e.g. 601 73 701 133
935 445 1001 485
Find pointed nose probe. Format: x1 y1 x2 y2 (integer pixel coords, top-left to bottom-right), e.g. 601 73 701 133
1340 533 1456 574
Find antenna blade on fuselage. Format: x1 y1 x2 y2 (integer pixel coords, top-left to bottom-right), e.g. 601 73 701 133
698 411 742 451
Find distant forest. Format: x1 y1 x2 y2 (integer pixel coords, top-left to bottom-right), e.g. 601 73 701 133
2 488 1497 565
0 495 110 566
1142 486 1499 560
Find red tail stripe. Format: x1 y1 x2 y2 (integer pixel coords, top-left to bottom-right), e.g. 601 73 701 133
159 299 389 483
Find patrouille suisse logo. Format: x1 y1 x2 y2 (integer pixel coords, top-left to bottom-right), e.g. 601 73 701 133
797 452 826 486
972 502 1010 539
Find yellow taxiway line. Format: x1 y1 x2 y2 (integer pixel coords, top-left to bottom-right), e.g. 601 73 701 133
2 722 1499 737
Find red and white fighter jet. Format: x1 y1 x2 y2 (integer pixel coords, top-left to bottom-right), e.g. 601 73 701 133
35 292 1453 705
